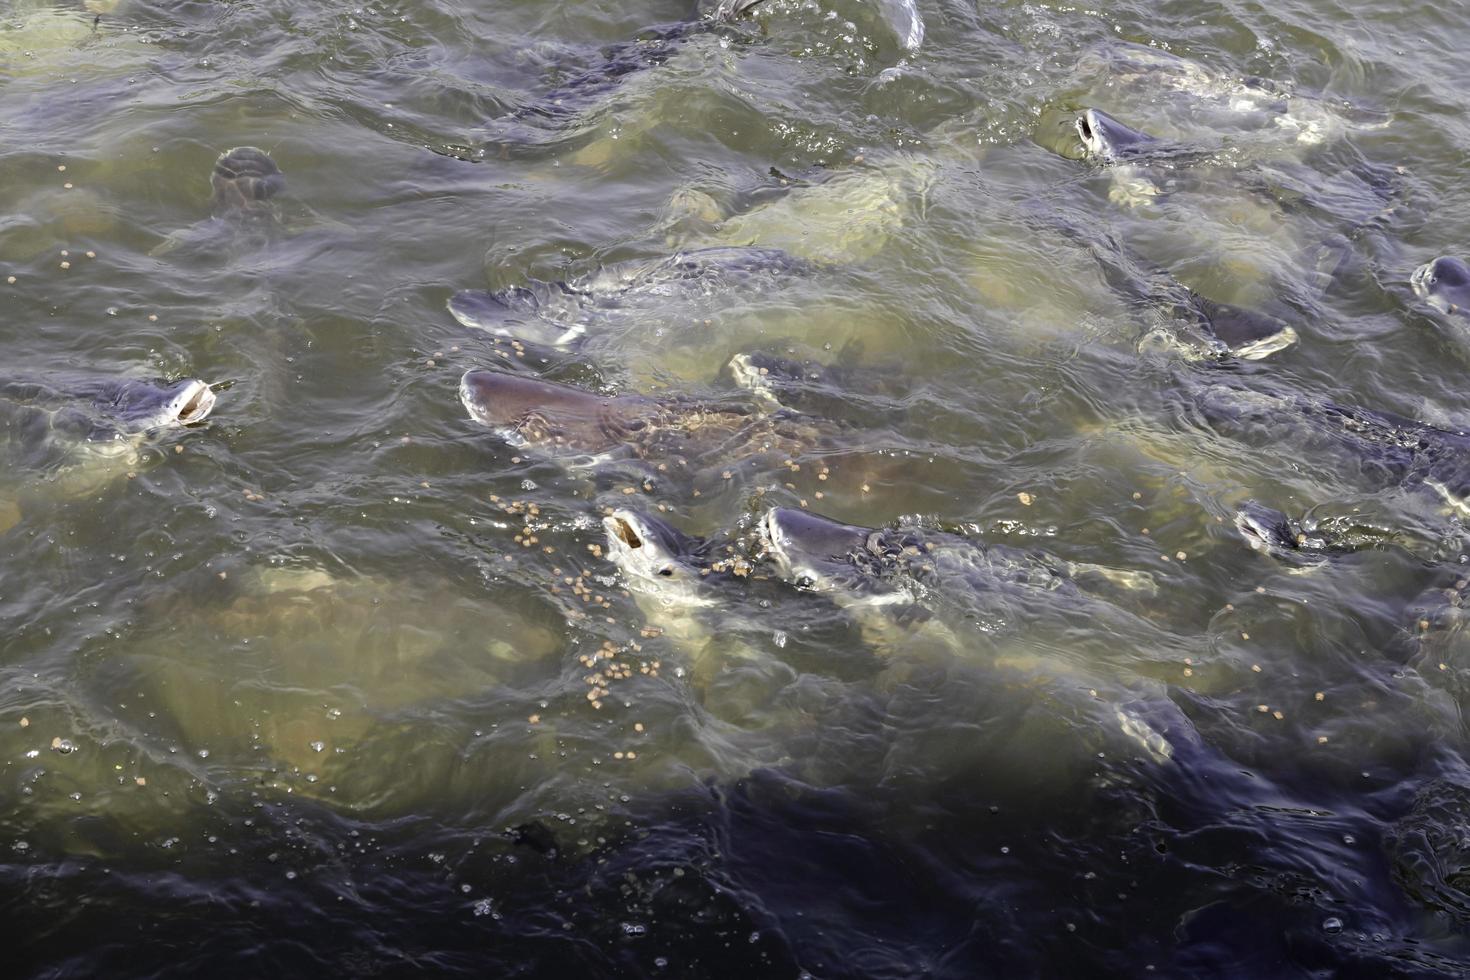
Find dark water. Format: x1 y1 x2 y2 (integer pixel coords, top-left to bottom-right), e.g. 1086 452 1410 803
6 0 1470 975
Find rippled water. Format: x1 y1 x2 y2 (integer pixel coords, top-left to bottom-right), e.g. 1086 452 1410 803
7 0 1470 974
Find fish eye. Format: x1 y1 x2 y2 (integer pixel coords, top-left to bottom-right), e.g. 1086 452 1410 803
657 566 675 577
796 575 814 589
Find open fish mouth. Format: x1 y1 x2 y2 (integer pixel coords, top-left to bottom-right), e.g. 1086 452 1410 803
1075 110 1104 158
168 380 217 425
603 510 691 586
1074 108 1163 164
607 514 644 550
1410 256 1470 313
1405 260 1428 299
758 507 819 589
1075 108 1127 161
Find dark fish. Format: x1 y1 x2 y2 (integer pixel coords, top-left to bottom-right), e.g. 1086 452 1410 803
458 369 819 474
1412 256 1470 317
1193 381 1470 514
152 146 288 257
481 1 771 155
1233 501 1342 566
210 146 285 219
759 506 1068 600
0 376 216 446
1162 293 1299 361
507 821 559 857
758 507 1158 633
459 369 662 455
1075 108 1166 164
447 246 809 351
1033 185 1301 361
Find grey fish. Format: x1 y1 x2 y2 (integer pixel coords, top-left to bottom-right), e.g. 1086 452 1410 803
1232 500 1414 567
1411 256 1470 317
724 349 913 413
758 506 1155 630
760 506 1071 599
0 376 216 453
152 146 287 257
1233 500 1349 566
459 369 826 477
209 146 285 218
0 376 216 519
603 508 740 610
1075 108 1172 164
479 1 770 156
448 246 810 351
1192 381 1470 516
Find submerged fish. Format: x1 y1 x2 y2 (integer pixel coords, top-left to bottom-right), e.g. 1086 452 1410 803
458 368 827 483
758 506 1156 632
1069 110 1320 359
0 375 216 527
480 1 770 155
1072 41 1390 150
1411 256 1470 318
1192 381 1470 518
448 246 810 351
151 146 288 257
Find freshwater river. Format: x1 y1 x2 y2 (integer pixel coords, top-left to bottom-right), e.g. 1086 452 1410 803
5 0 1470 975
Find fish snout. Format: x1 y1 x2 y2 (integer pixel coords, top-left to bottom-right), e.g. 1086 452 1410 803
1410 260 1433 299
1076 109 1105 158
459 369 510 427
169 380 217 425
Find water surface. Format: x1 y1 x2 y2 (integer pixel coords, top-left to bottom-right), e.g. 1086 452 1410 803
6 0 1470 975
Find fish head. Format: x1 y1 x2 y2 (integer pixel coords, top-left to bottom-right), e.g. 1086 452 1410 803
210 146 285 218
1233 501 1299 555
101 378 217 434
1075 108 1158 163
1411 256 1470 315
459 369 581 445
603 509 713 606
1233 501 1328 566
759 506 873 592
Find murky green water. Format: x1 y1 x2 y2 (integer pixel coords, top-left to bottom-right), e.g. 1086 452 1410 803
7 0 1470 974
